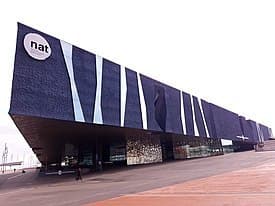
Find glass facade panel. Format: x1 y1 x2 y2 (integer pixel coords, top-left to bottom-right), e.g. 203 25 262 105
110 144 126 162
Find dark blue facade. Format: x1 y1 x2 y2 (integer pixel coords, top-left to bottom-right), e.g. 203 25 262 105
247 120 261 143
239 116 254 143
164 86 183 134
124 69 143 129
201 99 217 138
192 96 207 137
210 103 243 141
11 23 74 121
140 75 163 132
72 46 97 123
259 124 270 141
182 92 195 136
9 23 273 145
101 59 121 126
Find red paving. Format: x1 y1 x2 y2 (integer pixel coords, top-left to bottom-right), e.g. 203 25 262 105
85 161 275 206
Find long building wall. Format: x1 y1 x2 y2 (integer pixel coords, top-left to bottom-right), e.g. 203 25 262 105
10 23 273 144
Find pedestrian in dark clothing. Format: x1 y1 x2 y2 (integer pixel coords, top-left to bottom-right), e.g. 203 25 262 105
76 167 82 181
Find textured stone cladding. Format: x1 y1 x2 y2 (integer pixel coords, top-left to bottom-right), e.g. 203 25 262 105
10 23 75 120
126 136 162 165
172 136 223 160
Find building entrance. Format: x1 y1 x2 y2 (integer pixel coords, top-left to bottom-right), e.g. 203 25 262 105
161 136 174 161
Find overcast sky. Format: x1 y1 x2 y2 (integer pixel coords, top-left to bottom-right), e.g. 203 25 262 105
1 0 275 161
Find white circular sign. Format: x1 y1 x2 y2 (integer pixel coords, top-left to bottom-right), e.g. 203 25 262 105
23 33 51 60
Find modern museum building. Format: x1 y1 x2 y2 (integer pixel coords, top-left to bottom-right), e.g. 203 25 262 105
9 23 273 171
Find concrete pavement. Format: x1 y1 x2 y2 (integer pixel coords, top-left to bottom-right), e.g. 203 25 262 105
1 151 275 205
88 154 275 206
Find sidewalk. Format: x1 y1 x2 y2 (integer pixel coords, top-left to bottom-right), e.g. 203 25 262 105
87 157 275 206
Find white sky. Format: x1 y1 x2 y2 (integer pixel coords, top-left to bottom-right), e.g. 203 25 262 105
0 0 275 160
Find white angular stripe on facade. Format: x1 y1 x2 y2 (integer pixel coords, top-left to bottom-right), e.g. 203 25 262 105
191 95 199 136
256 123 264 142
180 91 186 135
198 98 210 137
60 40 85 122
120 66 127 127
93 55 103 124
268 128 273 138
137 73 147 130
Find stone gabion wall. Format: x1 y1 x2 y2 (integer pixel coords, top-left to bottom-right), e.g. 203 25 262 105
126 136 162 165
172 136 223 160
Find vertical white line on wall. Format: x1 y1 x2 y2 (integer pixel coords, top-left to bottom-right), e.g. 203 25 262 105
60 40 85 122
137 73 147 130
93 55 103 124
198 98 210 138
191 95 199 137
120 66 127 127
268 128 273 138
256 123 264 142
180 91 186 135
256 123 260 142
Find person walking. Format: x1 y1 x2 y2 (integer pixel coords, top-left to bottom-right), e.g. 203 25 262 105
76 166 82 181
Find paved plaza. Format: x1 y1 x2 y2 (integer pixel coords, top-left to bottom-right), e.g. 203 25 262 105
88 153 275 206
1 151 275 206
